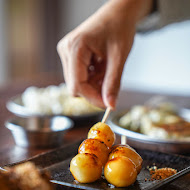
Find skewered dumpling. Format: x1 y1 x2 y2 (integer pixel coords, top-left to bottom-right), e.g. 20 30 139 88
87 122 115 148
109 144 143 174
104 156 137 187
70 153 103 183
78 139 110 165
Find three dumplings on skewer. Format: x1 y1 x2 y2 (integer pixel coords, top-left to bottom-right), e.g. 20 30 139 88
70 121 114 183
70 108 143 187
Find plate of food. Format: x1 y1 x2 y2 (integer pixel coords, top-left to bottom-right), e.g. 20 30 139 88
1 140 190 190
6 84 104 123
1 119 190 190
108 102 190 154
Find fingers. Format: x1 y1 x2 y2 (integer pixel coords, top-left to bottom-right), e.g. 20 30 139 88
68 42 91 96
102 46 125 109
68 44 105 107
57 36 89 95
57 35 105 108
57 40 69 85
79 83 105 108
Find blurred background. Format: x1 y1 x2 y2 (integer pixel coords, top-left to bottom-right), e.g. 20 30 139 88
0 0 106 86
0 0 190 96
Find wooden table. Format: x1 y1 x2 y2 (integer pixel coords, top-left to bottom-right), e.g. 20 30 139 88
0 75 190 190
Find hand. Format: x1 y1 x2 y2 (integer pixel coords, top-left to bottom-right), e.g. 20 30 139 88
57 0 152 108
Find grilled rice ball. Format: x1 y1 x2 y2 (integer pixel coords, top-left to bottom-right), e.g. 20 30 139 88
70 153 103 183
109 144 143 174
87 122 115 148
104 156 137 187
78 139 110 165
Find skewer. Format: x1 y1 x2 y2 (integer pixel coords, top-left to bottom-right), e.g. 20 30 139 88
121 135 127 145
101 107 112 123
102 107 127 145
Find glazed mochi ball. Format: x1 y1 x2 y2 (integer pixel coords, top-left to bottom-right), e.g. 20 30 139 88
87 122 115 148
104 156 137 187
70 153 102 183
109 144 143 174
78 139 110 165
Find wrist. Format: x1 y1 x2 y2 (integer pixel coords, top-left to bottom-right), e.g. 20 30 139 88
108 0 153 24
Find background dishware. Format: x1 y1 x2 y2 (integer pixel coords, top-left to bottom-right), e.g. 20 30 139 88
5 116 74 148
108 109 190 154
6 94 104 125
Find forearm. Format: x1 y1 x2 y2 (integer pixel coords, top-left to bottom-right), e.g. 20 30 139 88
101 0 153 24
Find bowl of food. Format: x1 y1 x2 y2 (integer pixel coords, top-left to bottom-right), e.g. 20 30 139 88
5 116 74 148
6 84 104 124
108 103 190 154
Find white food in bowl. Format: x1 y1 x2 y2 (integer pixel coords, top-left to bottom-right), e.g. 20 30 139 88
119 104 190 141
22 84 102 116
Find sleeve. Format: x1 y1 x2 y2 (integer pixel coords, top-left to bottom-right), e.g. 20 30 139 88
137 0 190 32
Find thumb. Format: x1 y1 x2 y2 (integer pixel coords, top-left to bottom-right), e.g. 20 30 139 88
102 49 125 109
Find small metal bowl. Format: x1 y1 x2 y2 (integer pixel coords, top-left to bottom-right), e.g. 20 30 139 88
5 116 74 148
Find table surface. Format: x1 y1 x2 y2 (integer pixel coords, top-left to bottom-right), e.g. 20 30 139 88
0 75 190 190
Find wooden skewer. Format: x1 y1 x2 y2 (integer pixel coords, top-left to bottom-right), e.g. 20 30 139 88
102 107 127 145
121 135 127 145
101 107 112 123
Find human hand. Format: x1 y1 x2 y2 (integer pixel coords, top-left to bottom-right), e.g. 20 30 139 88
57 0 152 109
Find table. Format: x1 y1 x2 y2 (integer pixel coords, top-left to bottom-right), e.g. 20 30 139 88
0 75 190 190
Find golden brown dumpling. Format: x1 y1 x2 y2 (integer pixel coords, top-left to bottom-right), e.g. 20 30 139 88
104 156 137 187
78 139 110 165
87 122 115 148
70 153 102 183
109 144 143 174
